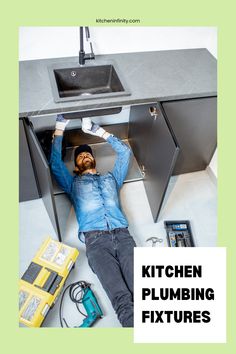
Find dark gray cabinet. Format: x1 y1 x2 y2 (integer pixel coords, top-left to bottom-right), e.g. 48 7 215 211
129 103 179 221
19 119 39 202
23 118 144 241
19 96 217 241
24 119 62 240
162 97 217 175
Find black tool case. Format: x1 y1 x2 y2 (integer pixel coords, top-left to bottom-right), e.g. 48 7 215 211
164 220 195 247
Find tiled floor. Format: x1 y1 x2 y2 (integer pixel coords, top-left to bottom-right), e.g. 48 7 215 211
19 170 217 327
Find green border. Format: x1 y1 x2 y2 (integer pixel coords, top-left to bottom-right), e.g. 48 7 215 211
1 1 236 353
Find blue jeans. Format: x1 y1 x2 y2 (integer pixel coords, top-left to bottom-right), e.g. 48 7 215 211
84 228 136 327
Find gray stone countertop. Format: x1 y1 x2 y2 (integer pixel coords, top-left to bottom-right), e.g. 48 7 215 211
19 49 217 118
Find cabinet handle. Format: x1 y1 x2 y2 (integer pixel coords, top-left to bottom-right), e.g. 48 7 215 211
149 106 159 121
141 164 146 178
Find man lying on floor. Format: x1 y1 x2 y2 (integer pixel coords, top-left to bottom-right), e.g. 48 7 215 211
50 115 136 327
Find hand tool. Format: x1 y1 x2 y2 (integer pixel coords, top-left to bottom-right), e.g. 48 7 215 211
146 236 163 247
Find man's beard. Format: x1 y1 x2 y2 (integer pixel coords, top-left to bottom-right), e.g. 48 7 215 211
76 158 96 174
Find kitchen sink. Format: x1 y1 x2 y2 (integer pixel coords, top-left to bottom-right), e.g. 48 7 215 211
48 62 130 102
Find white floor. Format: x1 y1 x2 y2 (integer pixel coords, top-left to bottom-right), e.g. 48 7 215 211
19 170 217 328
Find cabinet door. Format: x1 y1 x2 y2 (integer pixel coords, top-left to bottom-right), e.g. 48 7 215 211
162 97 217 175
129 103 179 221
129 103 155 168
24 119 62 241
19 120 39 201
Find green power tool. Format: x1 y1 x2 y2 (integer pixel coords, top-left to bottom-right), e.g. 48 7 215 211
59 281 103 328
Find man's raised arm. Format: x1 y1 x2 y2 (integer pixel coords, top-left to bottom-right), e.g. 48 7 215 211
82 118 131 189
50 115 73 194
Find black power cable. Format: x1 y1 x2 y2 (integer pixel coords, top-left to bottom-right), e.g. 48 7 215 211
59 280 90 328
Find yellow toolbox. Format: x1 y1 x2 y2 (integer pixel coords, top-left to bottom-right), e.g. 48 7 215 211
19 237 79 327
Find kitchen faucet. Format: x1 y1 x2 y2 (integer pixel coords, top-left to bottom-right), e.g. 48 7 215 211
79 26 95 65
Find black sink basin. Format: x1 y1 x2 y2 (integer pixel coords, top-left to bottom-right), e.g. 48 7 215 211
48 63 130 102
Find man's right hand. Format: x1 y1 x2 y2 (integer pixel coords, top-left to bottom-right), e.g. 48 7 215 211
55 114 70 132
82 118 110 140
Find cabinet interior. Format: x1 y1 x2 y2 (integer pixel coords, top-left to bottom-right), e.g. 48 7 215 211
26 102 183 240
35 122 144 196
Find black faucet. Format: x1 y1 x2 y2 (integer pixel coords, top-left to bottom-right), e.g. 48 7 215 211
79 27 95 65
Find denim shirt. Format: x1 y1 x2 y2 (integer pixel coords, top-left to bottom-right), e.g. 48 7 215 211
50 135 131 232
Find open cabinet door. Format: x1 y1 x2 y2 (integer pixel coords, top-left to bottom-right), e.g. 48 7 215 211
144 102 179 221
129 103 179 222
23 119 62 241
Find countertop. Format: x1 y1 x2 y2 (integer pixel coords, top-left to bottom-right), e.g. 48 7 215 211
19 49 217 118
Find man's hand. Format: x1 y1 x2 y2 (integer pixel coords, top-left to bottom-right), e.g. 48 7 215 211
82 118 110 139
55 114 70 132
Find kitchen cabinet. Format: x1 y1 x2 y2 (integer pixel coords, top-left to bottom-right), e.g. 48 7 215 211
129 103 179 221
23 114 144 241
20 94 217 241
162 97 217 175
19 119 39 201
24 118 62 238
